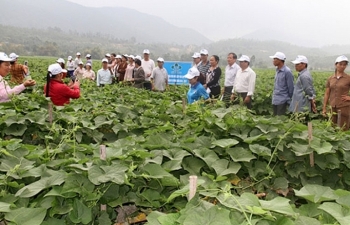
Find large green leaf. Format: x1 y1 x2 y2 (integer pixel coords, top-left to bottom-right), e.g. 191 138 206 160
0 202 11 212
88 164 127 185
211 159 241 176
68 199 92 224
226 147 256 162
212 139 239 148
259 197 296 216
318 202 350 225
5 207 46 225
182 205 231 225
294 216 321 225
310 137 334 154
249 144 271 157
294 184 337 203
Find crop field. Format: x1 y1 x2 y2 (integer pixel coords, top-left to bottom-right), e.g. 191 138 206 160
0 57 349 225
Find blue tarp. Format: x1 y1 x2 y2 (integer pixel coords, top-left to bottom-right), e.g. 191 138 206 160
163 61 192 85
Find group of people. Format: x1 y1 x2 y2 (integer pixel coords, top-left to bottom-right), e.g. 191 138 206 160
1 49 350 130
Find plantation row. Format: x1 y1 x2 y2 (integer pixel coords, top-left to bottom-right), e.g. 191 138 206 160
0 57 348 224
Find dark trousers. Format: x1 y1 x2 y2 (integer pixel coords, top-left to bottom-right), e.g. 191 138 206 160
209 86 221 99
331 106 350 130
233 92 252 109
143 81 152 90
223 86 233 107
273 103 288 116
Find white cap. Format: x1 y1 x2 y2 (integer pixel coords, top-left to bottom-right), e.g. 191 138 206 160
237 55 250 62
184 67 200 79
0 52 14 62
123 54 129 57
68 56 72 60
86 54 91 58
192 52 201 58
48 63 63 75
143 49 150 54
9 53 19 59
116 55 122 59
200 49 208 55
102 58 108 63
128 55 135 60
135 55 142 61
105 53 111 57
157 57 164 62
86 63 92 67
78 61 84 65
269 52 286 60
56 58 65 64
335 55 349 63
62 69 67 73
76 52 81 56
291 55 308 64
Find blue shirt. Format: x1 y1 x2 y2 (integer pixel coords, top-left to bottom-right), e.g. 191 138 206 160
187 82 209 104
272 65 294 105
289 69 316 112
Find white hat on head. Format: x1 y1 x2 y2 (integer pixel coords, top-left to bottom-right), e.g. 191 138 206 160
116 55 122 59
76 52 81 56
105 53 111 57
102 58 108 63
184 67 200 79
200 49 208 55
192 52 201 58
86 54 91 58
86 63 92 67
0 52 14 62
143 49 150 54
48 63 63 75
128 55 135 60
291 55 308 64
269 52 286 60
335 55 349 63
78 61 84 65
9 53 19 60
56 58 65 64
135 55 142 61
68 56 72 60
123 54 129 58
237 55 250 62
157 57 164 62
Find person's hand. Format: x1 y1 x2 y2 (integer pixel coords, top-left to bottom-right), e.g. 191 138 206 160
147 73 151 77
203 84 207 88
73 80 80 88
322 108 327 117
311 99 317 113
341 95 350 101
244 96 251 104
230 94 236 101
23 79 36 87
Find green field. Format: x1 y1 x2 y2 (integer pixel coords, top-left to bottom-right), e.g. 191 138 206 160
0 57 349 225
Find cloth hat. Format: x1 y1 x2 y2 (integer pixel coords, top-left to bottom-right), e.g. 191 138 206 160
9 53 19 59
102 58 108 63
200 49 209 55
86 54 91 58
184 67 200 79
157 57 165 62
0 52 14 62
76 52 81 56
237 55 250 62
116 55 122 59
86 63 92 67
123 54 129 57
78 61 84 65
128 55 135 60
192 52 201 58
48 63 63 75
335 55 349 63
143 49 150 54
62 69 67 73
269 52 286 60
68 56 72 60
56 58 65 64
105 53 111 57
291 55 308 64
135 55 142 61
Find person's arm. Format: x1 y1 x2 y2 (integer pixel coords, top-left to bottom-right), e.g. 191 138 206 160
165 70 169 87
199 86 210 100
299 75 316 99
322 79 331 115
151 69 155 90
207 67 221 87
286 71 294 99
247 70 256 96
61 82 80 99
23 65 28 75
96 71 100 86
0 80 35 102
91 71 96 81
73 68 78 76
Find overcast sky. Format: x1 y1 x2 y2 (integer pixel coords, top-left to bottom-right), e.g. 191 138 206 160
67 0 350 47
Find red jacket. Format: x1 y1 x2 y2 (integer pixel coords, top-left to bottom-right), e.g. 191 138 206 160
44 80 80 106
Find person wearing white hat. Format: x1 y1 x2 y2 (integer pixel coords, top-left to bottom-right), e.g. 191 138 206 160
184 67 209 104
142 49 155 90
223 52 239 106
96 58 113 87
82 63 95 81
85 54 92 66
124 55 135 82
192 52 201 68
151 57 169 92
73 61 85 80
289 55 316 113
230 55 256 109
270 51 294 115
117 55 128 81
74 52 82 69
0 52 36 102
197 49 210 85
9 52 28 84
322 55 350 130
66 56 75 78
44 63 80 106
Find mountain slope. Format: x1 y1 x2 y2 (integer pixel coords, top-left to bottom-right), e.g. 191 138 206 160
0 0 212 45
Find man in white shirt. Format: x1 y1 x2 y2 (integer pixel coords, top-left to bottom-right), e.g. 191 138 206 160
231 55 256 109
97 58 113 87
141 49 155 91
223 53 239 106
192 52 201 68
74 52 82 69
151 57 168 92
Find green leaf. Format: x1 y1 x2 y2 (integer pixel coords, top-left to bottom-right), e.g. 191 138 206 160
4 124 27 136
193 148 219 166
5 207 46 225
211 159 241 176
259 197 296 216
98 211 112 225
294 184 337 203
226 147 256 162
158 212 180 225
273 177 289 190
88 164 127 185
335 189 350 208
212 139 239 148
310 137 334 154
143 163 173 178
249 144 271 157
318 202 350 225
294 216 321 225
182 205 231 225
0 202 11 212
68 199 92 224
41 217 66 225
288 142 312 156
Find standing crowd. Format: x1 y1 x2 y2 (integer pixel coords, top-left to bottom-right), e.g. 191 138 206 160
0 49 350 130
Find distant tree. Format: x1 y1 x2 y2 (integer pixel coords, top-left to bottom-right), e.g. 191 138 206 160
250 55 256 67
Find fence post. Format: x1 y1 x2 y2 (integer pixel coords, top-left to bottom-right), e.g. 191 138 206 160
308 122 314 167
182 98 186 114
100 145 107 211
48 102 53 124
188 176 197 200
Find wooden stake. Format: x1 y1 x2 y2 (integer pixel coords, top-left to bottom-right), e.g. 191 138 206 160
188 176 197 200
307 122 314 167
182 98 186 114
48 102 53 124
100 145 107 211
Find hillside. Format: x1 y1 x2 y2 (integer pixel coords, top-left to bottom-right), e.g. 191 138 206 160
0 0 211 45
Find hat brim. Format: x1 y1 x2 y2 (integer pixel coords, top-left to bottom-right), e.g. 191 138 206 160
184 74 197 79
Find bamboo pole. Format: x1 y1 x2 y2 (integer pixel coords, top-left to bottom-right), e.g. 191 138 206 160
100 145 107 211
308 122 314 167
188 176 197 200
